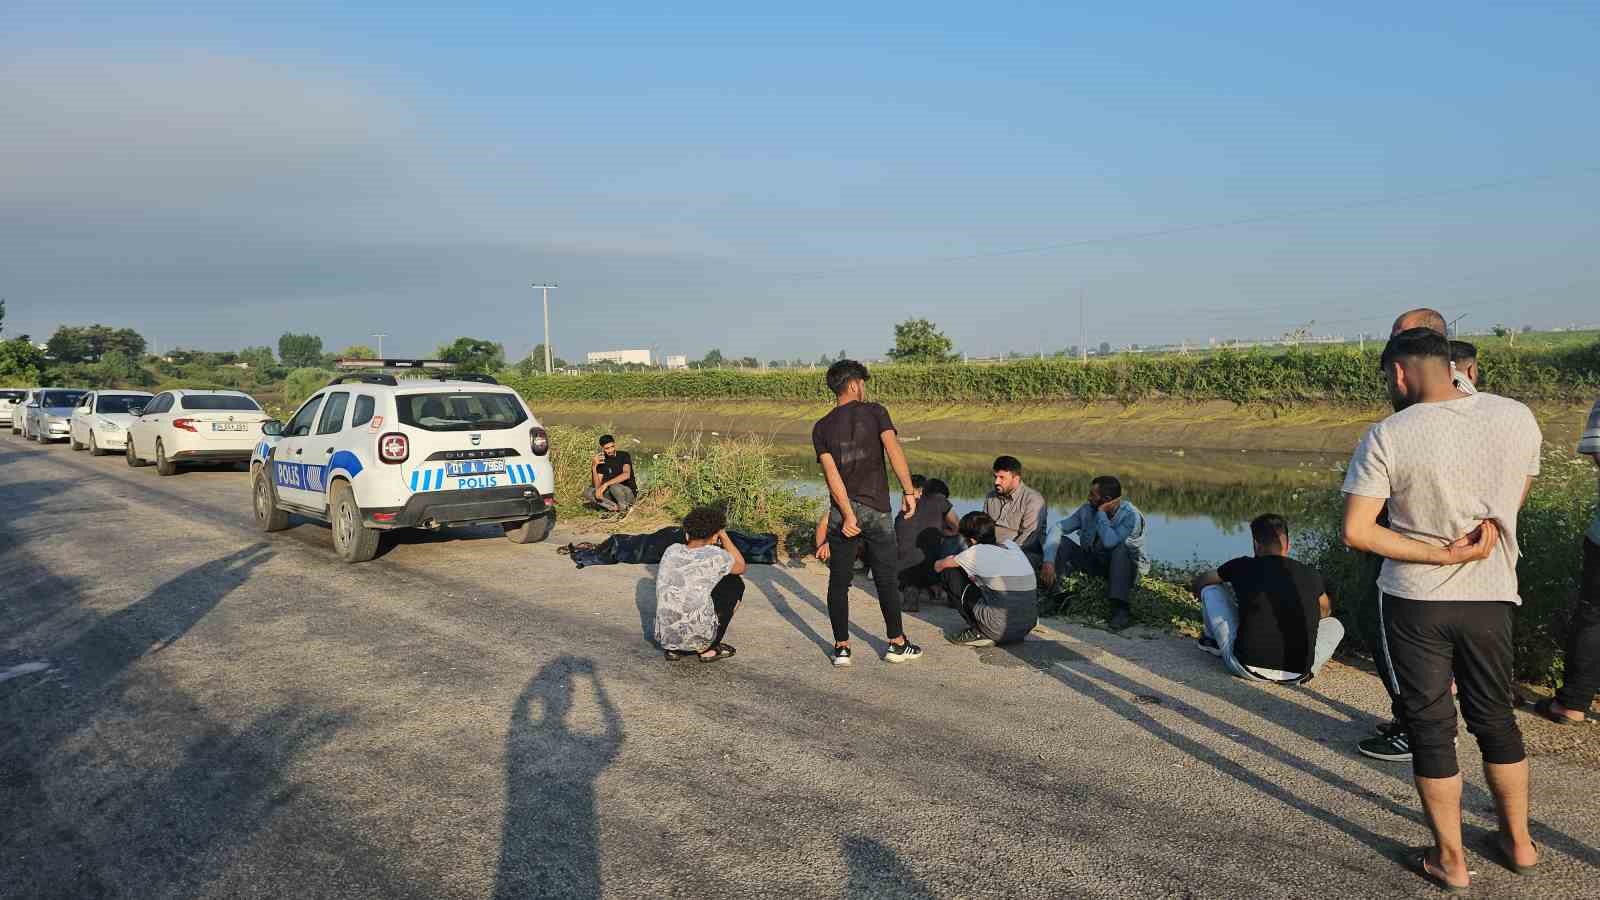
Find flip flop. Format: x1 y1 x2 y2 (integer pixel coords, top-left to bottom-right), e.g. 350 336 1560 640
1494 833 1540 875
1411 850 1468 895
698 643 737 663
1532 697 1588 726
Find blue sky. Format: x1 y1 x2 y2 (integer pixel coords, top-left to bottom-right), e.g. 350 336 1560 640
2 2 1596 362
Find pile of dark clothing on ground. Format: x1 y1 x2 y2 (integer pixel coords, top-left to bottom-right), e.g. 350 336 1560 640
561 527 779 568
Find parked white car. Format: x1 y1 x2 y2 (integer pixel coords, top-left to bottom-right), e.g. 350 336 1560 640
251 362 556 562
125 389 271 475
69 390 154 455
23 388 89 443
0 389 27 430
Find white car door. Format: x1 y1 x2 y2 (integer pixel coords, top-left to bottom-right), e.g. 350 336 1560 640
71 392 95 445
272 393 325 508
132 393 172 457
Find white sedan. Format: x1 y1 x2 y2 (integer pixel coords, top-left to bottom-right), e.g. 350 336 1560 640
126 389 272 476
69 390 154 455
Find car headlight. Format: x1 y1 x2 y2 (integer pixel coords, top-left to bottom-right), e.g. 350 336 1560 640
98 418 122 431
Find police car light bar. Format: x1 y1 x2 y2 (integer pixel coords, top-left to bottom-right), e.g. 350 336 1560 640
335 358 455 371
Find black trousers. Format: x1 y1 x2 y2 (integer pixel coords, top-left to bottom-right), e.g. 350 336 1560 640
1381 594 1525 779
1357 552 1409 729
940 567 982 632
826 501 904 644
1056 539 1136 604
1556 538 1600 712
710 574 744 646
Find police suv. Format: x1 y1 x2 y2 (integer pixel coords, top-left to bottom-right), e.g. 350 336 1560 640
251 360 556 562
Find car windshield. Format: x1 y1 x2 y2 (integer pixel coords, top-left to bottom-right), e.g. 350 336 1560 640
96 394 150 414
42 390 87 408
180 394 260 411
396 392 527 431
0 390 25 402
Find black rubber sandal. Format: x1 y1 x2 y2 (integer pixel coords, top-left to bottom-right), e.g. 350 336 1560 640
1411 850 1468 895
699 643 737 662
664 648 694 661
1494 833 1540 875
1533 697 1588 725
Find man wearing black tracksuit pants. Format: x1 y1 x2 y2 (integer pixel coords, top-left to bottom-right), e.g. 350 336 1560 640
1341 329 1541 891
1538 398 1600 724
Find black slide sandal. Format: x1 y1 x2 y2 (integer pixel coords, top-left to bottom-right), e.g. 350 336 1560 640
699 644 737 662
1533 697 1588 725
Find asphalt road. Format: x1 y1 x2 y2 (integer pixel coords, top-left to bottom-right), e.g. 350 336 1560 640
3 430 1598 899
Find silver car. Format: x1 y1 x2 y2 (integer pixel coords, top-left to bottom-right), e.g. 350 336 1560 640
23 388 89 443
0 389 27 430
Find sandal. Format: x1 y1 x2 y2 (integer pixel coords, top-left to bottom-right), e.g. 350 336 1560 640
663 648 694 662
1494 833 1540 875
1411 850 1468 895
1533 697 1588 725
698 643 737 662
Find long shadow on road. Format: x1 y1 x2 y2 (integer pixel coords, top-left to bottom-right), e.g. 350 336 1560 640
494 656 623 900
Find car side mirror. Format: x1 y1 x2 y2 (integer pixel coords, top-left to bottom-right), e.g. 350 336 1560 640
261 420 283 437
127 406 145 417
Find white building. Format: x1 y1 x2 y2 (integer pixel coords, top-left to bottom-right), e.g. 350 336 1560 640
586 348 653 366
665 355 688 370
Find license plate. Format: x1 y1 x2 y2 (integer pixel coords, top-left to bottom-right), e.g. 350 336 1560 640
445 459 507 476
212 423 248 432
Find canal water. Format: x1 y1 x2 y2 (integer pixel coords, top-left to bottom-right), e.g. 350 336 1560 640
630 434 1350 567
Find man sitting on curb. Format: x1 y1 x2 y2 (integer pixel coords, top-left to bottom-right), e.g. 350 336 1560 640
1189 513 1345 683
584 434 637 513
1039 476 1149 630
934 511 1038 647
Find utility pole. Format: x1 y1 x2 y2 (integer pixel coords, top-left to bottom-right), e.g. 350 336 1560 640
371 332 387 359
532 283 558 374
1447 313 1469 337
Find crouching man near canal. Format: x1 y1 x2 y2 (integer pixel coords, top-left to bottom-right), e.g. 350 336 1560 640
934 511 1038 646
1038 476 1149 630
813 360 923 667
655 505 747 662
584 434 637 513
1342 327 1541 891
1189 514 1344 682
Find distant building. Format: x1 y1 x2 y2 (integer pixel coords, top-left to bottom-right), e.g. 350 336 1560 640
665 354 688 370
586 349 652 366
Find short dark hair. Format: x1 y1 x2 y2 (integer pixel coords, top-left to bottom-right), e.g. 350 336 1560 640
924 478 950 497
1250 513 1288 548
992 455 1022 475
825 359 870 397
1091 475 1122 499
958 510 998 545
911 474 926 490
682 505 727 540
1381 327 1450 371
1449 340 1477 364
598 434 616 447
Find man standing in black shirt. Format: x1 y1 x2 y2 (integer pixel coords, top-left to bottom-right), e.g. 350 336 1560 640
584 434 637 513
1190 514 1344 682
813 360 923 667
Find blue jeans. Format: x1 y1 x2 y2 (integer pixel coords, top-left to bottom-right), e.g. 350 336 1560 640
1201 584 1344 682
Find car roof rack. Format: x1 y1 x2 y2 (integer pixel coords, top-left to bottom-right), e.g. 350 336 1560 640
336 358 454 371
442 372 499 385
326 373 399 387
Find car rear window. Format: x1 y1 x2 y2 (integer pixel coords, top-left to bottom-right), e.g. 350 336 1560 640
41 390 88 407
180 394 261 411
396 392 527 431
0 390 25 402
96 394 150 414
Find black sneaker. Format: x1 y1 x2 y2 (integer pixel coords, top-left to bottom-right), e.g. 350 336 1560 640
1358 730 1412 762
832 646 853 667
1197 636 1222 657
1108 605 1132 630
884 640 924 663
947 628 995 647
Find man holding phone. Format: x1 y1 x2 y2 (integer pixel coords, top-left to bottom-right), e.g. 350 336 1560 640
584 434 636 513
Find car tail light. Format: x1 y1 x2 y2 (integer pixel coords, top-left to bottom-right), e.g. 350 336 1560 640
373 512 397 523
172 418 198 432
378 432 409 463
541 493 555 507
530 426 549 456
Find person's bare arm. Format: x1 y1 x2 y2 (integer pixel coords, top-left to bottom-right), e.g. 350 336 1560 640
1342 494 1499 565
1318 592 1332 619
943 508 960 536
818 453 859 537
933 555 961 573
718 529 747 576
600 462 632 492
591 455 605 490
814 509 831 561
881 430 916 517
1190 570 1222 597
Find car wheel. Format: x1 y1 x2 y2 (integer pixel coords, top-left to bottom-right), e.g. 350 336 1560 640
253 465 291 532
504 511 556 544
70 431 84 451
330 481 380 563
89 432 107 457
125 437 147 467
155 440 178 476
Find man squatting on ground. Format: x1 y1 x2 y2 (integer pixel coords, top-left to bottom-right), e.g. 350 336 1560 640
1037 476 1149 630
1536 395 1600 724
934 511 1039 647
1190 514 1344 682
654 505 747 662
812 360 923 667
585 434 637 513
1341 327 1541 891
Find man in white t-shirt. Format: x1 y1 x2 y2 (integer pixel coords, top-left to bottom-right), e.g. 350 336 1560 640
654 506 747 662
1341 327 1541 891
934 511 1038 647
